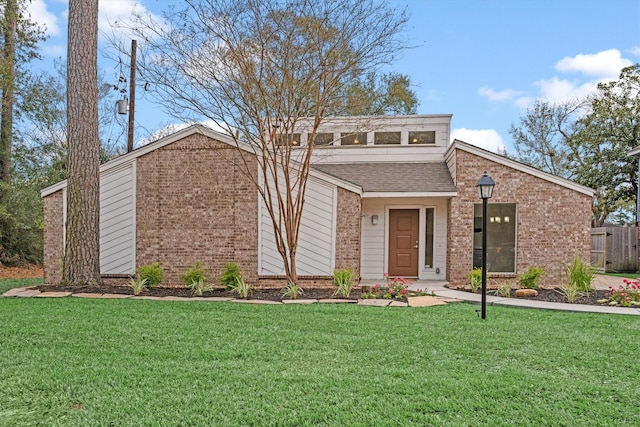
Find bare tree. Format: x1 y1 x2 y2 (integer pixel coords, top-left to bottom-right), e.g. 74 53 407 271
62 0 100 285
114 0 409 285
508 99 585 179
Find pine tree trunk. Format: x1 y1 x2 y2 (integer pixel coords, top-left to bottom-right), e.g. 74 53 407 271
0 0 16 184
62 0 101 286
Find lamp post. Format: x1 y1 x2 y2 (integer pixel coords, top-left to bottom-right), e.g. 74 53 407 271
476 171 495 319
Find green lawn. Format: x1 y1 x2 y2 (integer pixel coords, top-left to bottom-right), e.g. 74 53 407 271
1 278 639 426
606 272 640 280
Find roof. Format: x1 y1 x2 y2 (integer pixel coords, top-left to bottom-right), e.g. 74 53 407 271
41 124 362 197
446 139 595 197
312 162 457 194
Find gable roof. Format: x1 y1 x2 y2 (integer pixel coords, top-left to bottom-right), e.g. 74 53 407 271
312 162 457 197
41 123 362 197
446 139 594 197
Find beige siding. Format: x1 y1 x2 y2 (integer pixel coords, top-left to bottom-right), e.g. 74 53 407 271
360 197 449 280
100 162 135 274
259 175 337 276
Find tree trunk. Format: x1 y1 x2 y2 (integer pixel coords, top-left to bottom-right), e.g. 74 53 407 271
62 0 101 286
0 0 17 185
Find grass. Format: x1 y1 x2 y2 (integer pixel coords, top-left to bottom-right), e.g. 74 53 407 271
606 272 640 279
1 278 639 425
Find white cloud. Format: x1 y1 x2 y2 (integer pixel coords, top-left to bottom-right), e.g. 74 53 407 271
478 86 520 102
556 49 632 80
99 0 164 40
27 0 60 37
451 128 506 153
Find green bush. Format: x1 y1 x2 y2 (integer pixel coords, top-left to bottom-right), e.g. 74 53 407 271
220 262 242 291
468 268 482 292
564 257 595 293
231 277 252 298
129 277 149 296
281 281 304 300
493 281 512 298
518 266 544 289
179 261 208 285
136 262 164 287
332 268 355 298
0 182 43 265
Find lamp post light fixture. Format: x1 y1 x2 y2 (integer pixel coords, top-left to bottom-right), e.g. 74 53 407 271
476 171 495 320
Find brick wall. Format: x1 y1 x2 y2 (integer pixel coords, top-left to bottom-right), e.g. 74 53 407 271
43 190 64 284
136 133 259 285
335 187 362 278
447 149 592 288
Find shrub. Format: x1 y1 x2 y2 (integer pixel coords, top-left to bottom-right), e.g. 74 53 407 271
468 268 482 292
518 266 544 289
332 268 355 298
220 262 242 291
281 281 304 300
180 261 212 296
129 277 149 296
136 262 163 287
564 257 595 294
556 283 584 303
231 277 252 299
599 279 640 307
493 281 512 298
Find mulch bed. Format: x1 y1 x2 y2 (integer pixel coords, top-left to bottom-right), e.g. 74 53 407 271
35 283 361 302
456 287 608 306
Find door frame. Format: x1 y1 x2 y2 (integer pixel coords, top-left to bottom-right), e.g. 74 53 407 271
382 204 441 280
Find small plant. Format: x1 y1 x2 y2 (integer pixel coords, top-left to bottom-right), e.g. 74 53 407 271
599 279 640 307
518 266 544 289
493 281 512 298
361 277 413 299
129 277 149 296
179 261 212 296
468 268 482 292
136 262 164 287
281 281 304 300
564 257 595 294
556 282 584 303
332 268 355 298
220 262 242 291
231 277 252 298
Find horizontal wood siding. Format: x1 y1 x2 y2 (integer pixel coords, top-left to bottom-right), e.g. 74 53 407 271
260 174 336 276
100 163 135 274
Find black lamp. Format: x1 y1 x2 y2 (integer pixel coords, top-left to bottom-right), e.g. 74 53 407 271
476 171 495 319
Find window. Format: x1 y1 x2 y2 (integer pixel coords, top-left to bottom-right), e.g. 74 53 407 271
409 131 436 144
340 132 367 146
473 203 516 273
374 132 401 145
309 132 334 146
425 208 434 268
276 133 301 146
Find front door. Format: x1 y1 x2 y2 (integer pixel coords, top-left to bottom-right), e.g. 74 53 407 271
388 209 419 277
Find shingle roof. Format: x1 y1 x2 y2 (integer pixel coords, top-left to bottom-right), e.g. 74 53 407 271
312 162 456 193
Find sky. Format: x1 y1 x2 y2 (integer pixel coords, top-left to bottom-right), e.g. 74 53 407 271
27 0 640 153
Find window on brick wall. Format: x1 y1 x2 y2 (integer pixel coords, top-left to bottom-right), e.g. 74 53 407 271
473 203 516 273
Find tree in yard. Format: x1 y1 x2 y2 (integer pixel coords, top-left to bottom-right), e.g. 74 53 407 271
508 99 585 179
0 0 45 185
567 64 640 226
115 0 410 285
63 0 101 285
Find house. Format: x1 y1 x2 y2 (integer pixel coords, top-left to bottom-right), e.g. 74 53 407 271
41 115 593 288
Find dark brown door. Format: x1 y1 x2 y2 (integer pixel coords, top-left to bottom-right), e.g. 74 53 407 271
388 209 419 277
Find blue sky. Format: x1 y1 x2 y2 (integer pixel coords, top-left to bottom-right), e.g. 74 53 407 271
30 0 640 152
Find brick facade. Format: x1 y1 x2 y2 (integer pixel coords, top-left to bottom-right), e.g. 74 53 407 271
447 149 592 288
135 133 259 285
335 187 362 277
43 190 64 284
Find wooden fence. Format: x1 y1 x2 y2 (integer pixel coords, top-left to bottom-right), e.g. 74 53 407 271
591 226 638 272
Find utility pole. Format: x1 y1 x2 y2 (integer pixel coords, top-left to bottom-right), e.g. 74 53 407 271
127 39 137 153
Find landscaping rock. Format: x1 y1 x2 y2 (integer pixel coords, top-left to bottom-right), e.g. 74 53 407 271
515 289 538 298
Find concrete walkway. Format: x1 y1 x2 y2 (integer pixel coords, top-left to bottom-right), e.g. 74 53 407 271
3 275 639 315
